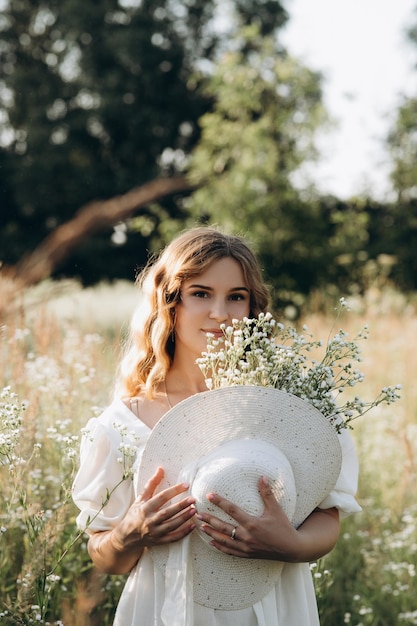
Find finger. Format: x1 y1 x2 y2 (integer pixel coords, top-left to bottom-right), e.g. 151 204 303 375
200 527 250 558
138 466 165 502
258 475 276 506
258 476 286 516
157 509 197 541
197 514 236 539
205 492 247 525
147 508 197 546
199 520 236 543
138 466 191 509
153 493 196 524
157 521 196 545
209 538 249 557
149 482 194 511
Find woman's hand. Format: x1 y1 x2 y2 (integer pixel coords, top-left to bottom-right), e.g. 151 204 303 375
197 476 340 563
88 467 196 574
114 466 196 548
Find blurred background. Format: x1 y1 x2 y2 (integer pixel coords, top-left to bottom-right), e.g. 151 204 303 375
2 0 417 316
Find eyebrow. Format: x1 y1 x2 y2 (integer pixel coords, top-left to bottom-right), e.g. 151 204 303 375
187 283 249 292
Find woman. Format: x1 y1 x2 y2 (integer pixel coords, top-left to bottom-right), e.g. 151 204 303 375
73 226 360 625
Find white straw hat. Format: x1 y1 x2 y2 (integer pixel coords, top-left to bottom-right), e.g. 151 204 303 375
138 385 342 610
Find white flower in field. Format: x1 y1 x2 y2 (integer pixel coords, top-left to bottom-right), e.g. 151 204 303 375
81 426 94 442
398 610 417 623
113 421 128 437
359 606 373 616
113 423 141 479
46 574 61 583
11 327 30 342
118 443 137 459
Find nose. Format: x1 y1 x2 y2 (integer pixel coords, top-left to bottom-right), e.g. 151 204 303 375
209 297 229 322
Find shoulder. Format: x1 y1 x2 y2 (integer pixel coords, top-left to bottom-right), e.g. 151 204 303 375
81 398 149 448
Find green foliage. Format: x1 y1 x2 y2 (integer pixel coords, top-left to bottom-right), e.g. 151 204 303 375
385 48 417 291
2 0 415 306
388 98 417 201
188 28 326 220
316 500 417 625
0 0 215 277
185 30 392 310
384 20 417 283
387 10 417 204
0 0 289 284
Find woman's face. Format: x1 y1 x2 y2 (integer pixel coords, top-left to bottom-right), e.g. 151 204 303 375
174 257 251 362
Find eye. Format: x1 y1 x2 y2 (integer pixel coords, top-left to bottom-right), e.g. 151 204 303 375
192 290 209 298
229 293 247 301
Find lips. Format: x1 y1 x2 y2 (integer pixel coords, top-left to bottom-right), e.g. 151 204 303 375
202 329 224 337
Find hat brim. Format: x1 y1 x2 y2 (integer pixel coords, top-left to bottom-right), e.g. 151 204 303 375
138 385 342 609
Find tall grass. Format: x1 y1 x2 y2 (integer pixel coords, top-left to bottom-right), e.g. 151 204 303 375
0 281 128 625
304 302 417 625
0 280 416 625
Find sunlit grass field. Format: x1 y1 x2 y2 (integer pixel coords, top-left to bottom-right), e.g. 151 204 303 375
1 280 416 625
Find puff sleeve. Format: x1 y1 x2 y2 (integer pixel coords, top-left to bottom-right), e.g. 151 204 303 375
72 401 149 533
318 427 362 517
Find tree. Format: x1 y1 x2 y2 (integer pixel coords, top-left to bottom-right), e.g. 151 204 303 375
387 12 417 202
185 27 340 308
388 98 417 202
380 13 417 292
0 0 288 283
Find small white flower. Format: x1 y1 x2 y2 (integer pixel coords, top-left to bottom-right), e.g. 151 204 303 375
195 306 400 430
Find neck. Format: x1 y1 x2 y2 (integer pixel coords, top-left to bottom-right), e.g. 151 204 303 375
166 361 208 397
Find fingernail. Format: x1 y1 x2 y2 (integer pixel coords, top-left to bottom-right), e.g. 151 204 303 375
262 476 269 486
206 493 214 501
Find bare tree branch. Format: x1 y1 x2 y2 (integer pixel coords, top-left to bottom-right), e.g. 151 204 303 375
6 176 194 286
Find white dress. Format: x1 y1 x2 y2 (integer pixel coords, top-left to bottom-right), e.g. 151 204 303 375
72 398 361 626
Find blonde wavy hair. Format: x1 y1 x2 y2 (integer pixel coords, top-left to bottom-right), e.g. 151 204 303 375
115 226 270 399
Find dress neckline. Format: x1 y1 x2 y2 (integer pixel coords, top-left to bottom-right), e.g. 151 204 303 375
115 397 152 431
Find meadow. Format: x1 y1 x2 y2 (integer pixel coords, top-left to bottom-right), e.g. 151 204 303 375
0 279 416 625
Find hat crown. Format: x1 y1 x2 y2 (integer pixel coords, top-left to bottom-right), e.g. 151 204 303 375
191 439 297 541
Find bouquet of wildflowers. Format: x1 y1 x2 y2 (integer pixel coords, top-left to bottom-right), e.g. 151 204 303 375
196 302 401 431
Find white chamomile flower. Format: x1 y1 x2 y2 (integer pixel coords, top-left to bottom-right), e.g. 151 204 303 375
196 305 401 431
